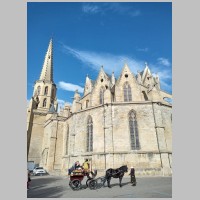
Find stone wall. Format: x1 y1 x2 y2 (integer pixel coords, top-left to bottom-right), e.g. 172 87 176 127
28 112 46 165
54 102 172 176
28 64 172 177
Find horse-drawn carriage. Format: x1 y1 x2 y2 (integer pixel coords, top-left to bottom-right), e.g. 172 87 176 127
69 169 99 190
69 165 129 190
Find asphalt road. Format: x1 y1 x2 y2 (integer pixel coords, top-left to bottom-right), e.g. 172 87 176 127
27 175 172 198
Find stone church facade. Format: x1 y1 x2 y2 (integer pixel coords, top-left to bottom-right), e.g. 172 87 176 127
27 39 172 176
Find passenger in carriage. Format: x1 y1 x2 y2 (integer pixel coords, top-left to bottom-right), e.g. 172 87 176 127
76 161 84 172
68 161 82 175
75 161 81 169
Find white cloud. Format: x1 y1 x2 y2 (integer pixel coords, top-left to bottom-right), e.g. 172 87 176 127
152 69 172 80
82 3 141 17
58 81 84 93
157 57 171 67
62 44 145 76
152 68 172 93
157 70 172 80
61 43 172 94
159 79 172 92
82 4 100 14
137 47 149 52
106 3 141 17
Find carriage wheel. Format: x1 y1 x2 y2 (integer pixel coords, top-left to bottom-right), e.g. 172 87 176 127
88 179 97 190
69 179 81 190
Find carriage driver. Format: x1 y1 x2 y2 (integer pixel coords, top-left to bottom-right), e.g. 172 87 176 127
82 159 90 173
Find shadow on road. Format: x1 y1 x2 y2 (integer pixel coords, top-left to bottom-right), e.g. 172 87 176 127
27 185 65 198
27 176 67 198
106 181 131 188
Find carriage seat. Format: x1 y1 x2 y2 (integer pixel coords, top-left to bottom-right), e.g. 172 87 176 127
71 169 83 176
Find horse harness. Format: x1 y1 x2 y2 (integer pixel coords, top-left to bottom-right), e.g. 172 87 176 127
112 169 123 176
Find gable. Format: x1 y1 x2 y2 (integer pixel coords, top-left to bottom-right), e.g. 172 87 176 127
116 64 137 87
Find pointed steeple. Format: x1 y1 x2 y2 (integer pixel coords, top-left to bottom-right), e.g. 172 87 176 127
30 38 57 112
39 38 53 82
141 62 152 83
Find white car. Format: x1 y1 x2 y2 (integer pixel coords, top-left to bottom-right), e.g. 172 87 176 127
33 167 47 176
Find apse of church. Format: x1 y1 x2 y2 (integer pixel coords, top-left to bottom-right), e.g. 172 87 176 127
27 39 172 176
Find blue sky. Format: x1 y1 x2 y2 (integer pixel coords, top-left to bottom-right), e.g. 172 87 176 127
27 2 172 109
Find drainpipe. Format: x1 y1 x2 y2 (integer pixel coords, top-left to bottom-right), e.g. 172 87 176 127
110 103 114 168
151 102 163 168
103 104 107 170
53 117 58 170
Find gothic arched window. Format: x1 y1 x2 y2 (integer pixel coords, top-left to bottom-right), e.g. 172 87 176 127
87 116 93 152
37 86 41 95
124 82 132 102
43 98 47 107
129 110 140 150
100 87 104 104
44 86 48 95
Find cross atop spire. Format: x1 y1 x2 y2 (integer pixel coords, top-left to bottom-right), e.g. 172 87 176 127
39 38 54 82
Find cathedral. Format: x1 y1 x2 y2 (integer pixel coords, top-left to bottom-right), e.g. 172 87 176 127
27 39 172 176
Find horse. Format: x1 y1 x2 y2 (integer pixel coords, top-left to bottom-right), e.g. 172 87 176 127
104 165 128 188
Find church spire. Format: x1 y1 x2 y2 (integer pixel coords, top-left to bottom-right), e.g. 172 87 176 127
39 38 53 82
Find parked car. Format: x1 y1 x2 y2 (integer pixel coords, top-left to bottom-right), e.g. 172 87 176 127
33 167 47 176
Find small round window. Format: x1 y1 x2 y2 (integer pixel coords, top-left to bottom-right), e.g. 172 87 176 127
125 74 128 78
101 79 104 82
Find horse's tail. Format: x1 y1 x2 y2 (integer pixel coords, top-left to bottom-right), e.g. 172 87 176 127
105 171 108 179
105 169 112 179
